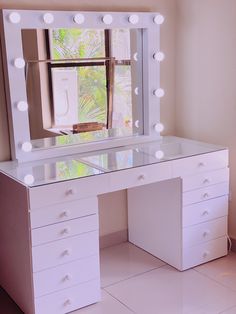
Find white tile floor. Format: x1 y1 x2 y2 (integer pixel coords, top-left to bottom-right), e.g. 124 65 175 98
1 242 236 314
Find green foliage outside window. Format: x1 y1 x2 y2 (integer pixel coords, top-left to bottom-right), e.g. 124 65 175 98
51 28 107 125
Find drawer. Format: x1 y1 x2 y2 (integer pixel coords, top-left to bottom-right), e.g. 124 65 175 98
109 162 171 192
31 215 98 246
35 279 100 314
32 230 99 272
183 216 227 248
182 182 229 206
30 197 98 229
29 174 109 209
182 168 229 192
182 236 227 270
33 255 99 297
182 196 228 227
172 150 228 177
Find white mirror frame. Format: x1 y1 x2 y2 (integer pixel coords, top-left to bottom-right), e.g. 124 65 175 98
1 9 163 162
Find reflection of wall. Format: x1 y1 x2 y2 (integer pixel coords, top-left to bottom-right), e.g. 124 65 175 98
0 0 177 242
22 29 54 140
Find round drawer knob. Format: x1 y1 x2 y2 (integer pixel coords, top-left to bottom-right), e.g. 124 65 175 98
62 249 71 257
61 227 70 235
66 188 76 196
138 174 146 180
203 251 209 258
64 299 72 306
203 193 209 199
60 210 70 218
203 230 210 238
202 210 209 216
63 274 72 281
198 162 205 168
203 178 210 184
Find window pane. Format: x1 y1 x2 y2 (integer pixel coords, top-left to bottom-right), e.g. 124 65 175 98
112 65 132 128
51 66 107 126
78 66 107 124
51 29 105 59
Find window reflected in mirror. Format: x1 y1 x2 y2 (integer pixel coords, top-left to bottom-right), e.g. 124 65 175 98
22 28 143 141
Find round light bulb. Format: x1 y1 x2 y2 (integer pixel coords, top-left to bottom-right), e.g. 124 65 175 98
43 13 54 24
21 142 32 152
128 14 139 24
154 123 164 133
14 58 25 69
153 52 165 62
154 88 165 98
134 87 139 95
102 14 113 25
8 12 21 24
134 120 139 128
154 14 165 25
73 13 85 24
133 52 138 61
17 101 28 112
155 150 164 159
24 174 35 185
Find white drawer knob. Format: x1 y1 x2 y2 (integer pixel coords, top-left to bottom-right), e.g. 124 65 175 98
198 162 205 168
203 230 210 238
66 188 76 196
60 210 70 218
63 274 72 282
203 178 210 184
64 299 72 306
202 210 209 216
61 227 70 235
62 249 71 257
202 193 209 199
138 174 146 180
203 251 209 258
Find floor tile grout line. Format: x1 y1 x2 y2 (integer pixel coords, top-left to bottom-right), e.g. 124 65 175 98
103 288 136 313
102 263 167 289
218 304 236 314
193 267 236 294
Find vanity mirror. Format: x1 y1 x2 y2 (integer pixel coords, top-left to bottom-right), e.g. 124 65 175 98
0 10 165 162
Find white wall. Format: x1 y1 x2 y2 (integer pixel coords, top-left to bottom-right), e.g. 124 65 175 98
176 0 236 238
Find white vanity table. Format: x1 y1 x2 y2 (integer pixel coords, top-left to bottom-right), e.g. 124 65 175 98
0 136 229 314
0 9 230 314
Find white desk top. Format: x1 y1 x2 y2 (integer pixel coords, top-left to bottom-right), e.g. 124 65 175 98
0 136 226 187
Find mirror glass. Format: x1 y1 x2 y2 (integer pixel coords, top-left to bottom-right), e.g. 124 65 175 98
22 28 143 141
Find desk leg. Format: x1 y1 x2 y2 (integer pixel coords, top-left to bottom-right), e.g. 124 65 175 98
127 178 183 270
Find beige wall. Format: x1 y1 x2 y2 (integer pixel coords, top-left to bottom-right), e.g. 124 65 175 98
0 0 177 237
176 0 236 238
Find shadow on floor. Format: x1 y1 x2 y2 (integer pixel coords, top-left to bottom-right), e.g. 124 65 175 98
0 287 23 314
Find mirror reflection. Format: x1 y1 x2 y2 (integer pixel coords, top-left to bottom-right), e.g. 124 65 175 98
22 28 143 140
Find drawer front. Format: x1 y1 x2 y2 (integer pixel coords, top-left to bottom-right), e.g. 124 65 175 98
172 150 228 177
182 196 228 227
29 174 109 209
33 255 100 297
182 168 229 192
31 215 98 246
35 279 100 314
109 162 172 192
30 197 98 229
182 236 227 270
32 230 99 272
183 216 227 248
182 182 229 206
